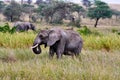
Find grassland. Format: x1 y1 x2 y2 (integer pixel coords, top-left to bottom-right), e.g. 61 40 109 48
0 48 120 80
0 24 120 80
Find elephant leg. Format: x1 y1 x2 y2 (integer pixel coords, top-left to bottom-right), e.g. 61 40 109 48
56 42 65 59
74 50 79 57
56 51 62 59
56 47 64 59
49 47 55 59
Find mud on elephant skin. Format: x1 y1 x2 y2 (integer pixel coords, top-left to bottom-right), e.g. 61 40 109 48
14 21 36 32
31 27 83 59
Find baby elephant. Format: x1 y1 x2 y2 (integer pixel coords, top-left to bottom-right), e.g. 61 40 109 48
14 21 36 32
31 27 83 59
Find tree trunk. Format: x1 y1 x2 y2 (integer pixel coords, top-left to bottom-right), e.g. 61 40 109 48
94 18 99 28
78 12 81 20
21 0 23 5
10 16 13 22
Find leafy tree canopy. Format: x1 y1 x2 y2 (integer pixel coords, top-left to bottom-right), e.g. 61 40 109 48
0 1 6 13
87 1 112 27
3 1 22 22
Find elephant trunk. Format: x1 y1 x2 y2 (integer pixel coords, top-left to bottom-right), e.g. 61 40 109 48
31 43 41 54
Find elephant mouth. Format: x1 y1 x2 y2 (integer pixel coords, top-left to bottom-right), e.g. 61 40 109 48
31 44 41 54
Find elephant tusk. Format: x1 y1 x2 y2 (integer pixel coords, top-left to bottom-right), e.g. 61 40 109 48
31 44 39 49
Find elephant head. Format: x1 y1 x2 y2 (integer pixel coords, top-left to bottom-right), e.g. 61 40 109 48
31 28 63 54
29 23 36 31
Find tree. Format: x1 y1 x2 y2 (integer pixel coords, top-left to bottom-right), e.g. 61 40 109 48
71 3 84 19
35 0 43 5
0 1 6 13
22 4 35 21
21 0 23 5
27 0 32 4
3 1 22 22
87 1 112 27
112 9 120 20
41 1 71 23
82 0 91 8
37 2 46 15
36 1 83 26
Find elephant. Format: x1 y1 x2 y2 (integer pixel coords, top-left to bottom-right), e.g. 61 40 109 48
31 27 83 59
14 21 36 32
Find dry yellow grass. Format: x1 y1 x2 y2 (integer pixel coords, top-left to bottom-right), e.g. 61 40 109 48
0 48 120 80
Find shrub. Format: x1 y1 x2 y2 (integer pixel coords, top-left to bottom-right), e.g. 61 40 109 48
118 32 120 35
111 28 118 33
77 26 92 35
0 23 16 34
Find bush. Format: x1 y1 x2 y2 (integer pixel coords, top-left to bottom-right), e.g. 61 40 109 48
111 28 120 35
0 23 16 34
118 32 120 35
77 26 92 35
111 28 118 33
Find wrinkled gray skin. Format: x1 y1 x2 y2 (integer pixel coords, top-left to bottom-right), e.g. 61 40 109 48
14 21 36 32
31 28 83 59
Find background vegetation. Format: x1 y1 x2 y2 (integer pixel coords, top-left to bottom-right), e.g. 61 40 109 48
0 23 119 80
0 0 120 80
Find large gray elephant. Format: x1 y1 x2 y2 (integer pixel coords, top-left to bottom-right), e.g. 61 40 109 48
14 21 36 32
31 28 83 59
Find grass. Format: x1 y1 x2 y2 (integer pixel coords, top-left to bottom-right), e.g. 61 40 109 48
82 34 120 50
0 48 120 80
0 26 120 80
0 29 120 50
0 31 36 48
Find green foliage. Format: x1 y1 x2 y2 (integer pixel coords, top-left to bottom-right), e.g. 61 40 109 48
27 0 32 4
22 4 34 13
87 1 112 27
118 32 120 35
0 23 16 34
0 1 5 13
111 28 120 35
37 1 80 24
88 1 112 19
112 9 120 16
35 0 43 5
0 26 119 51
82 0 91 8
111 28 118 33
37 2 47 16
71 3 84 13
78 26 92 35
3 1 22 22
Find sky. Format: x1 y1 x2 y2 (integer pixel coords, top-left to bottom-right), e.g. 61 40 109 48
1 0 120 4
72 0 120 4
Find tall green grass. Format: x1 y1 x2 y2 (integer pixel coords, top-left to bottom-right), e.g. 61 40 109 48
83 34 120 50
0 30 120 50
0 32 35 48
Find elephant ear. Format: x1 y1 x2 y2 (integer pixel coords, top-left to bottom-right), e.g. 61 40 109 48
47 30 60 46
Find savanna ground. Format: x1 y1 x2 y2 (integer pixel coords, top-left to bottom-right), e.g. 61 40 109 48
0 5 120 79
